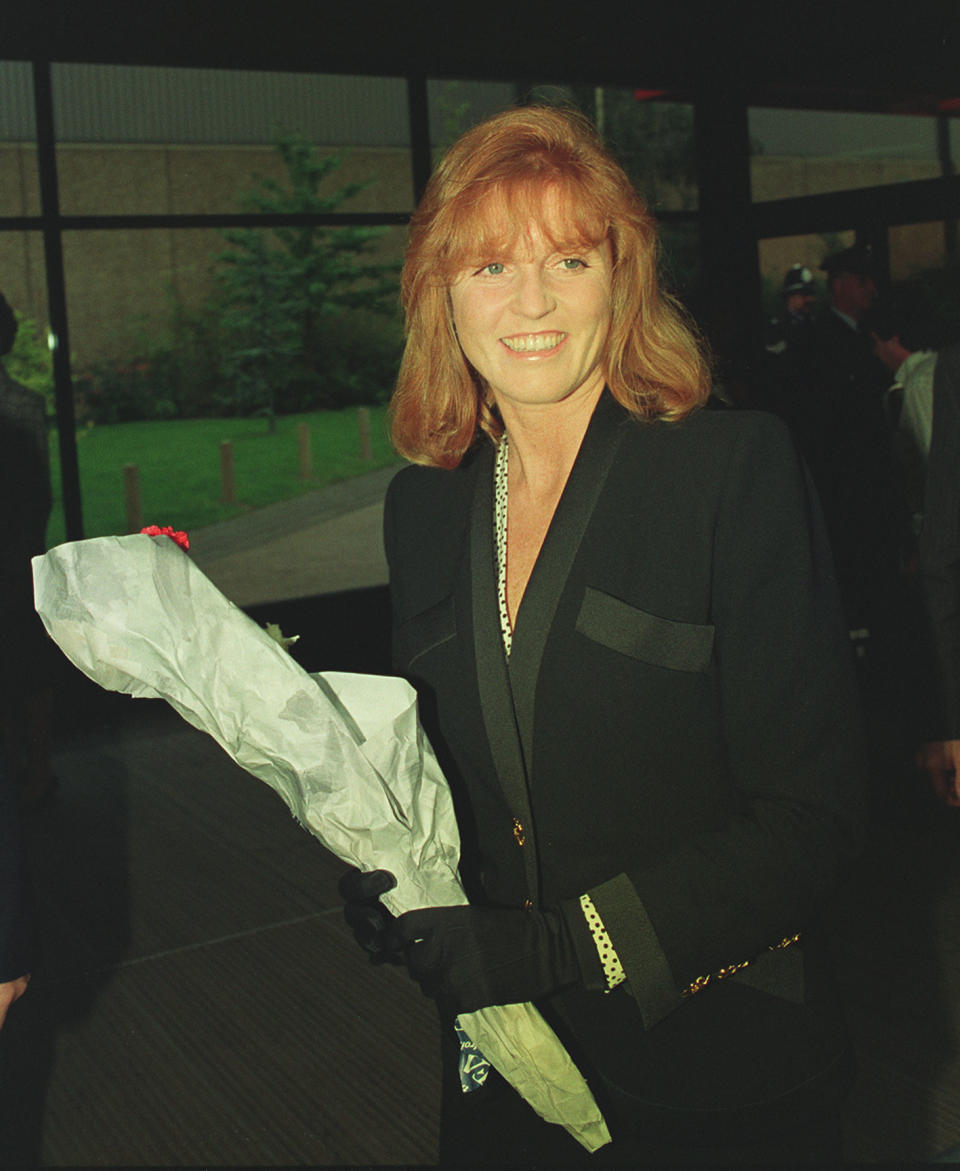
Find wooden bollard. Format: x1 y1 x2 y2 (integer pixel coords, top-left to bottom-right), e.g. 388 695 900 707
357 407 372 461
123 464 142 533
220 440 236 504
297 420 312 480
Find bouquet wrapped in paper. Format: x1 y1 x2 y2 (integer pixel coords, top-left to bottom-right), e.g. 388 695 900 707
32 532 610 1153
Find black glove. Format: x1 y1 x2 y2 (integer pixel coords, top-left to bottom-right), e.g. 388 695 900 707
386 904 583 1013
338 868 399 962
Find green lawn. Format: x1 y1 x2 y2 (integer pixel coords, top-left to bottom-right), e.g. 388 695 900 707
47 406 402 548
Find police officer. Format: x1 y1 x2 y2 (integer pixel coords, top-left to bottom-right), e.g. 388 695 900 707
766 263 817 356
814 245 889 397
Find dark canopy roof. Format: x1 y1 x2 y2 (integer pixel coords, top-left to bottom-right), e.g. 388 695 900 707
7 0 960 117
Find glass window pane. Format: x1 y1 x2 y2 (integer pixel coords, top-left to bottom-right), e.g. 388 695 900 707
591 90 697 214
888 222 960 350
0 61 40 216
659 223 701 302
0 228 47 338
889 220 951 281
53 223 405 551
0 232 56 546
426 80 698 213
750 108 943 201
427 79 518 153
51 64 415 215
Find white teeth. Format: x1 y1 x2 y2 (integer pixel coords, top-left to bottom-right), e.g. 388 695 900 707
500 332 566 353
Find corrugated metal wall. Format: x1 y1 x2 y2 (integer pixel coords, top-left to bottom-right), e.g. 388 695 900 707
50 64 411 145
0 62 412 145
0 61 37 140
0 60 516 147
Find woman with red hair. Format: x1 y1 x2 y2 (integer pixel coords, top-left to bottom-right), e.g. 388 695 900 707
342 105 866 1164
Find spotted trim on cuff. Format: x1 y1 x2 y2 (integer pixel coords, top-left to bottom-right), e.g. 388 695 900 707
579 892 626 993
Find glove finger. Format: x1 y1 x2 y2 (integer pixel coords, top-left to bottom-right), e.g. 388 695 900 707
344 903 392 952
338 868 397 902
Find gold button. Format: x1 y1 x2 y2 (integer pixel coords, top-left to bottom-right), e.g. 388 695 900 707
523 898 534 911
512 818 526 847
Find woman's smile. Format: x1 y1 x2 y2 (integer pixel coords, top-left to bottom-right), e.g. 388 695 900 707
499 331 568 354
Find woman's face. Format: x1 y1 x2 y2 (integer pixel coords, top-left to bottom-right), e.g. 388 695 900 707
448 200 613 416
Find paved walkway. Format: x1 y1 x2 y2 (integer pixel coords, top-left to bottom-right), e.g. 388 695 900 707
188 463 401 606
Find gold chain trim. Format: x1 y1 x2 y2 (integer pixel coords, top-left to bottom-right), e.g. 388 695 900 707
681 933 801 999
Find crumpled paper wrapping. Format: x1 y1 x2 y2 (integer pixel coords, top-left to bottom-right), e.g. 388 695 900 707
32 534 610 1153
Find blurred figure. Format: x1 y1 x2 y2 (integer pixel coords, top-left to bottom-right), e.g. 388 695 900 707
806 245 906 637
765 263 817 356
820 246 880 333
0 292 38 1167
867 294 939 537
916 342 960 805
0 293 56 807
757 247 915 816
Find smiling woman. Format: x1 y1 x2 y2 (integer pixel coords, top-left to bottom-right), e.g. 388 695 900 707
390 105 709 469
341 105 869 1165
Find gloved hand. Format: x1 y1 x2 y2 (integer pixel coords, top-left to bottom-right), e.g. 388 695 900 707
386 904 583 1013
338 868 399 962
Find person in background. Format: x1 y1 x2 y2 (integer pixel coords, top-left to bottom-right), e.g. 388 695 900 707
755 247 910 817
765 262 817 357
866 294 938 537
818 247 881 345
0 293 56 809
0 292 37 1158
915 342 960 806
341 105 867 1164
864 293 954 807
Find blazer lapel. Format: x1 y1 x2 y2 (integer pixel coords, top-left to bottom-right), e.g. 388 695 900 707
468 394 628 903
508 391 627 781
469 441 542 901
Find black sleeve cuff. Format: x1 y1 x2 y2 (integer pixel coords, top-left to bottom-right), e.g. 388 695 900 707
587 873 682 1029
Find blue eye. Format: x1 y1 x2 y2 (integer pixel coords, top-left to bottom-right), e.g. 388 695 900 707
482 262 505 276
560 258 585 270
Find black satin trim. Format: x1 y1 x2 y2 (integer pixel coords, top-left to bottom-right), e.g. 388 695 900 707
576 586 715 673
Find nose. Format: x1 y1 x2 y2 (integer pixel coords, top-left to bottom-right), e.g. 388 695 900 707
511 264 556 319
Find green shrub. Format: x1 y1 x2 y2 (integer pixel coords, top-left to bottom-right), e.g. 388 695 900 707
74 299 402 423
75 360 178 424
214 135 401 424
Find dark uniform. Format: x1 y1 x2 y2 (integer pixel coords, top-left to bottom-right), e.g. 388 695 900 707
765 263 817 357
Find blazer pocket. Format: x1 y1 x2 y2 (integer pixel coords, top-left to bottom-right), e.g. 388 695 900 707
395 594 457 668
576 586 714 673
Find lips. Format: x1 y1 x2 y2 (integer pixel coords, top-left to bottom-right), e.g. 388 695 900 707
499 331 568 353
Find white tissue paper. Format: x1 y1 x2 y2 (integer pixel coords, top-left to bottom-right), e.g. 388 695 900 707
32 533 610 1153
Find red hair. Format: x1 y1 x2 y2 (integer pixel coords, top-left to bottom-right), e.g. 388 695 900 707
390 105 710 468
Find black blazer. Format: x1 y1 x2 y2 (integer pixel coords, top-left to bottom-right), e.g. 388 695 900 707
384 392 867 1133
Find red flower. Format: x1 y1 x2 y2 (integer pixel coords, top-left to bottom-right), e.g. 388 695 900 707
140 525 190 551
